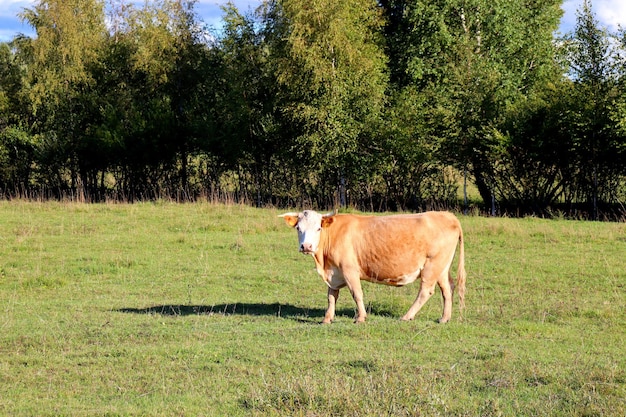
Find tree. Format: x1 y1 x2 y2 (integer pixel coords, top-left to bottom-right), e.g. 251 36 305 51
270 0 388 207
382 0 563 212
0 43 26 130
565 0 623 217
0 42 36 196
91 0 210 200
215 4 281 205
18 0 108 199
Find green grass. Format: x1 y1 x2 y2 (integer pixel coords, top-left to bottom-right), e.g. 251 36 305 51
0 201 624 416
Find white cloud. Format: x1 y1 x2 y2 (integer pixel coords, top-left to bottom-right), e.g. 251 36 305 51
560 0 626 34
0 0 32 20
595 0 626 30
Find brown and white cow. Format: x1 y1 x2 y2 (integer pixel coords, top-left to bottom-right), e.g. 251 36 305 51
279 210 466 324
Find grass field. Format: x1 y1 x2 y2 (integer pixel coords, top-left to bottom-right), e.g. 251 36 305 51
0 201 624 416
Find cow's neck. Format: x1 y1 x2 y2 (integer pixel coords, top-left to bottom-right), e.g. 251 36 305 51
312 228 331 273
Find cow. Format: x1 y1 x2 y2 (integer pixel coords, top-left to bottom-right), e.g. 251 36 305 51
279 210 466 324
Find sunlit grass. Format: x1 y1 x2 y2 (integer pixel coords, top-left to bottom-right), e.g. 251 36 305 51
0 201 624 415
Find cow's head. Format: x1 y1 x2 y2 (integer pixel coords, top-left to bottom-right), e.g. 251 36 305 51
279 210 335 254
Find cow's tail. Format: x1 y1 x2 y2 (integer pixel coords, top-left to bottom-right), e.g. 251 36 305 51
456 226 467 318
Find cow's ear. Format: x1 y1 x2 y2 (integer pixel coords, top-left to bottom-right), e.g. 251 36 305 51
321 215 335 228
278 213 300 228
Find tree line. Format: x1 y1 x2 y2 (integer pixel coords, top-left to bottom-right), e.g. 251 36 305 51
0 0 625 218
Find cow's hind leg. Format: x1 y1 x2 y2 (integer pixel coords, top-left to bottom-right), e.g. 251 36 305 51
437 268 453 323
401 279 437 321
438 247 459 323
402 259 450 322
322 288 339 324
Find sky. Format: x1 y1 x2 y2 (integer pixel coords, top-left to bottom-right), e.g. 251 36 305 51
0 0 625 43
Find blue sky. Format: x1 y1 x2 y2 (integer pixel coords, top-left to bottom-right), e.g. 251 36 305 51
0 0 625 43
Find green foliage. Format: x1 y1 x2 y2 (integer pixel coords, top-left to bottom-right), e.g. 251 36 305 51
0 43 27 129
560 0 626 214
19 0 107 111
492 81 574 210
270 0 388 204
0 202 624 415
385 0 564 208
0 0 624 215
217 4 282 204
0 127 37 193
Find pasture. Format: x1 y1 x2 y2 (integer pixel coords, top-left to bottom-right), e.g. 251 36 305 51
0 201 624 416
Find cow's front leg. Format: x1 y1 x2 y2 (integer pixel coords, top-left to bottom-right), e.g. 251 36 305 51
322 287 339 324
344 272 367 323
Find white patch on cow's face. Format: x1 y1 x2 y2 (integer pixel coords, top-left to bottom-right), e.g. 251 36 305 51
296 210 324 254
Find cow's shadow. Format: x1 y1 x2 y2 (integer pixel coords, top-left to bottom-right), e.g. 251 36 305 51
117 302 399 322
117 303 348 322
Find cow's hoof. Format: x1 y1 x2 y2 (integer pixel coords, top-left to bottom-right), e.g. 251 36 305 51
400 315 413 322
354 317 366 324
437 318 450 324
321 319 333 324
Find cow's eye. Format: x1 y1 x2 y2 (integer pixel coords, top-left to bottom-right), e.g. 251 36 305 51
317 227 322 232
295 225 301 232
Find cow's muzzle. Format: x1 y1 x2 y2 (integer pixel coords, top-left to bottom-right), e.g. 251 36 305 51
300 243 314 254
